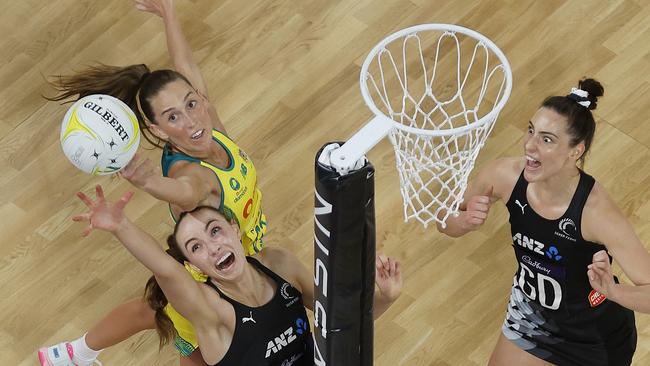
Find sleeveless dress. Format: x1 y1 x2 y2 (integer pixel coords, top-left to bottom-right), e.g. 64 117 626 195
206 257 313 366
502 169 637 365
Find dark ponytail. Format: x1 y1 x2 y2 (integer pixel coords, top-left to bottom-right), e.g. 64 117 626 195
46 64 193 149
144 274 174 349
576 78 604 111
45 63 148 106
143 241 188 349
541 78 604 166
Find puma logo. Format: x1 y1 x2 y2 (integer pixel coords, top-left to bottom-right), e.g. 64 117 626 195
242 311 256 324
515 199 527 214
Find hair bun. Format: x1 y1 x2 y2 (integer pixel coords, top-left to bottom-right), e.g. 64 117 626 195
578 78 604 110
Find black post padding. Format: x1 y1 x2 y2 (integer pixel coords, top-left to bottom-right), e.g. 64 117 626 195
313 142 376 366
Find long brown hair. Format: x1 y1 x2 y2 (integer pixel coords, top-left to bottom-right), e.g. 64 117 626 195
143 242 187 348
45 64 192 149
143 205 241 348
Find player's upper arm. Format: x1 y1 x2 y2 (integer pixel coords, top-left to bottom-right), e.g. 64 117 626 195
175 60 209 100
460 157 521 208
155 268 219 327
583 183 650 286
177 66 226 133
168 160 219 210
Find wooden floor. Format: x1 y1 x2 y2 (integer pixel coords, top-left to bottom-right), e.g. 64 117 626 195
2 0 649 365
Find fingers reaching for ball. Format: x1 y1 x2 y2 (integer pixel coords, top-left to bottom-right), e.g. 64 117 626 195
73 185 134 236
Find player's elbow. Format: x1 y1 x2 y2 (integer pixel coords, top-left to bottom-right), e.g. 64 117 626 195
176 184 208 212
176 199 199 213
436 220 462 237
436 221 448 234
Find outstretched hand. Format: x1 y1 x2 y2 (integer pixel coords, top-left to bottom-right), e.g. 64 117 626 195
134 0 174 18
588 250 617 298
375 254 402 302
73 185 134 236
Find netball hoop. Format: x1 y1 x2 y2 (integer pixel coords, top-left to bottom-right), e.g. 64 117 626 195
313 24 512 366
325 23 512 228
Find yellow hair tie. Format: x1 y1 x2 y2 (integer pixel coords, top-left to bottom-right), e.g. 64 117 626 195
184 261 208 282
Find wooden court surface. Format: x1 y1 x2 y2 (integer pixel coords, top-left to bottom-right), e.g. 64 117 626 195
1 0 649 364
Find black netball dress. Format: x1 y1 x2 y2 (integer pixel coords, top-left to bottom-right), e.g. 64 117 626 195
206 257 313 366
502 170 636 366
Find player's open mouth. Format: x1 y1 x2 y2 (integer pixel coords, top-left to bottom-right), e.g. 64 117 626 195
191 129 205 140
215 252 235 271
526 156 541 169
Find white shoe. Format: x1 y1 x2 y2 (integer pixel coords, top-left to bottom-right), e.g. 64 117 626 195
37 342 103 366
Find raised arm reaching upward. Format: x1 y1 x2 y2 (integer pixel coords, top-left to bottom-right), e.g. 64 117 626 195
135 0 225 132
74 185 217 326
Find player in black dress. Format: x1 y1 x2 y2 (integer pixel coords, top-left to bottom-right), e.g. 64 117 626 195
438 78 650 365
70 185 403 366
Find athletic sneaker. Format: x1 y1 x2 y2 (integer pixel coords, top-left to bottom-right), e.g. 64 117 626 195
37 343 102 366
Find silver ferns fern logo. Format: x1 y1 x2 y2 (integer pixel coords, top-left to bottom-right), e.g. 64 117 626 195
280 283 294 300
555 218 577 242
558 218 575 236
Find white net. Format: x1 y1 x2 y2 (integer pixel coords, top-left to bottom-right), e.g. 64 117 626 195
361 24 511 227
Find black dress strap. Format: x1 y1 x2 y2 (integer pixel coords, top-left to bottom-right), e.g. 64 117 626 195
203 256 298 303
506 169 529 207
564 170 595 220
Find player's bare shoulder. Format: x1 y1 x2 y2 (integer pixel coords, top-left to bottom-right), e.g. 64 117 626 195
581 181 623 243
255 247 301 289
167 158 213 181
480 157 523 201
583 181 625 222
488 157 523 176
167 157 220 199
